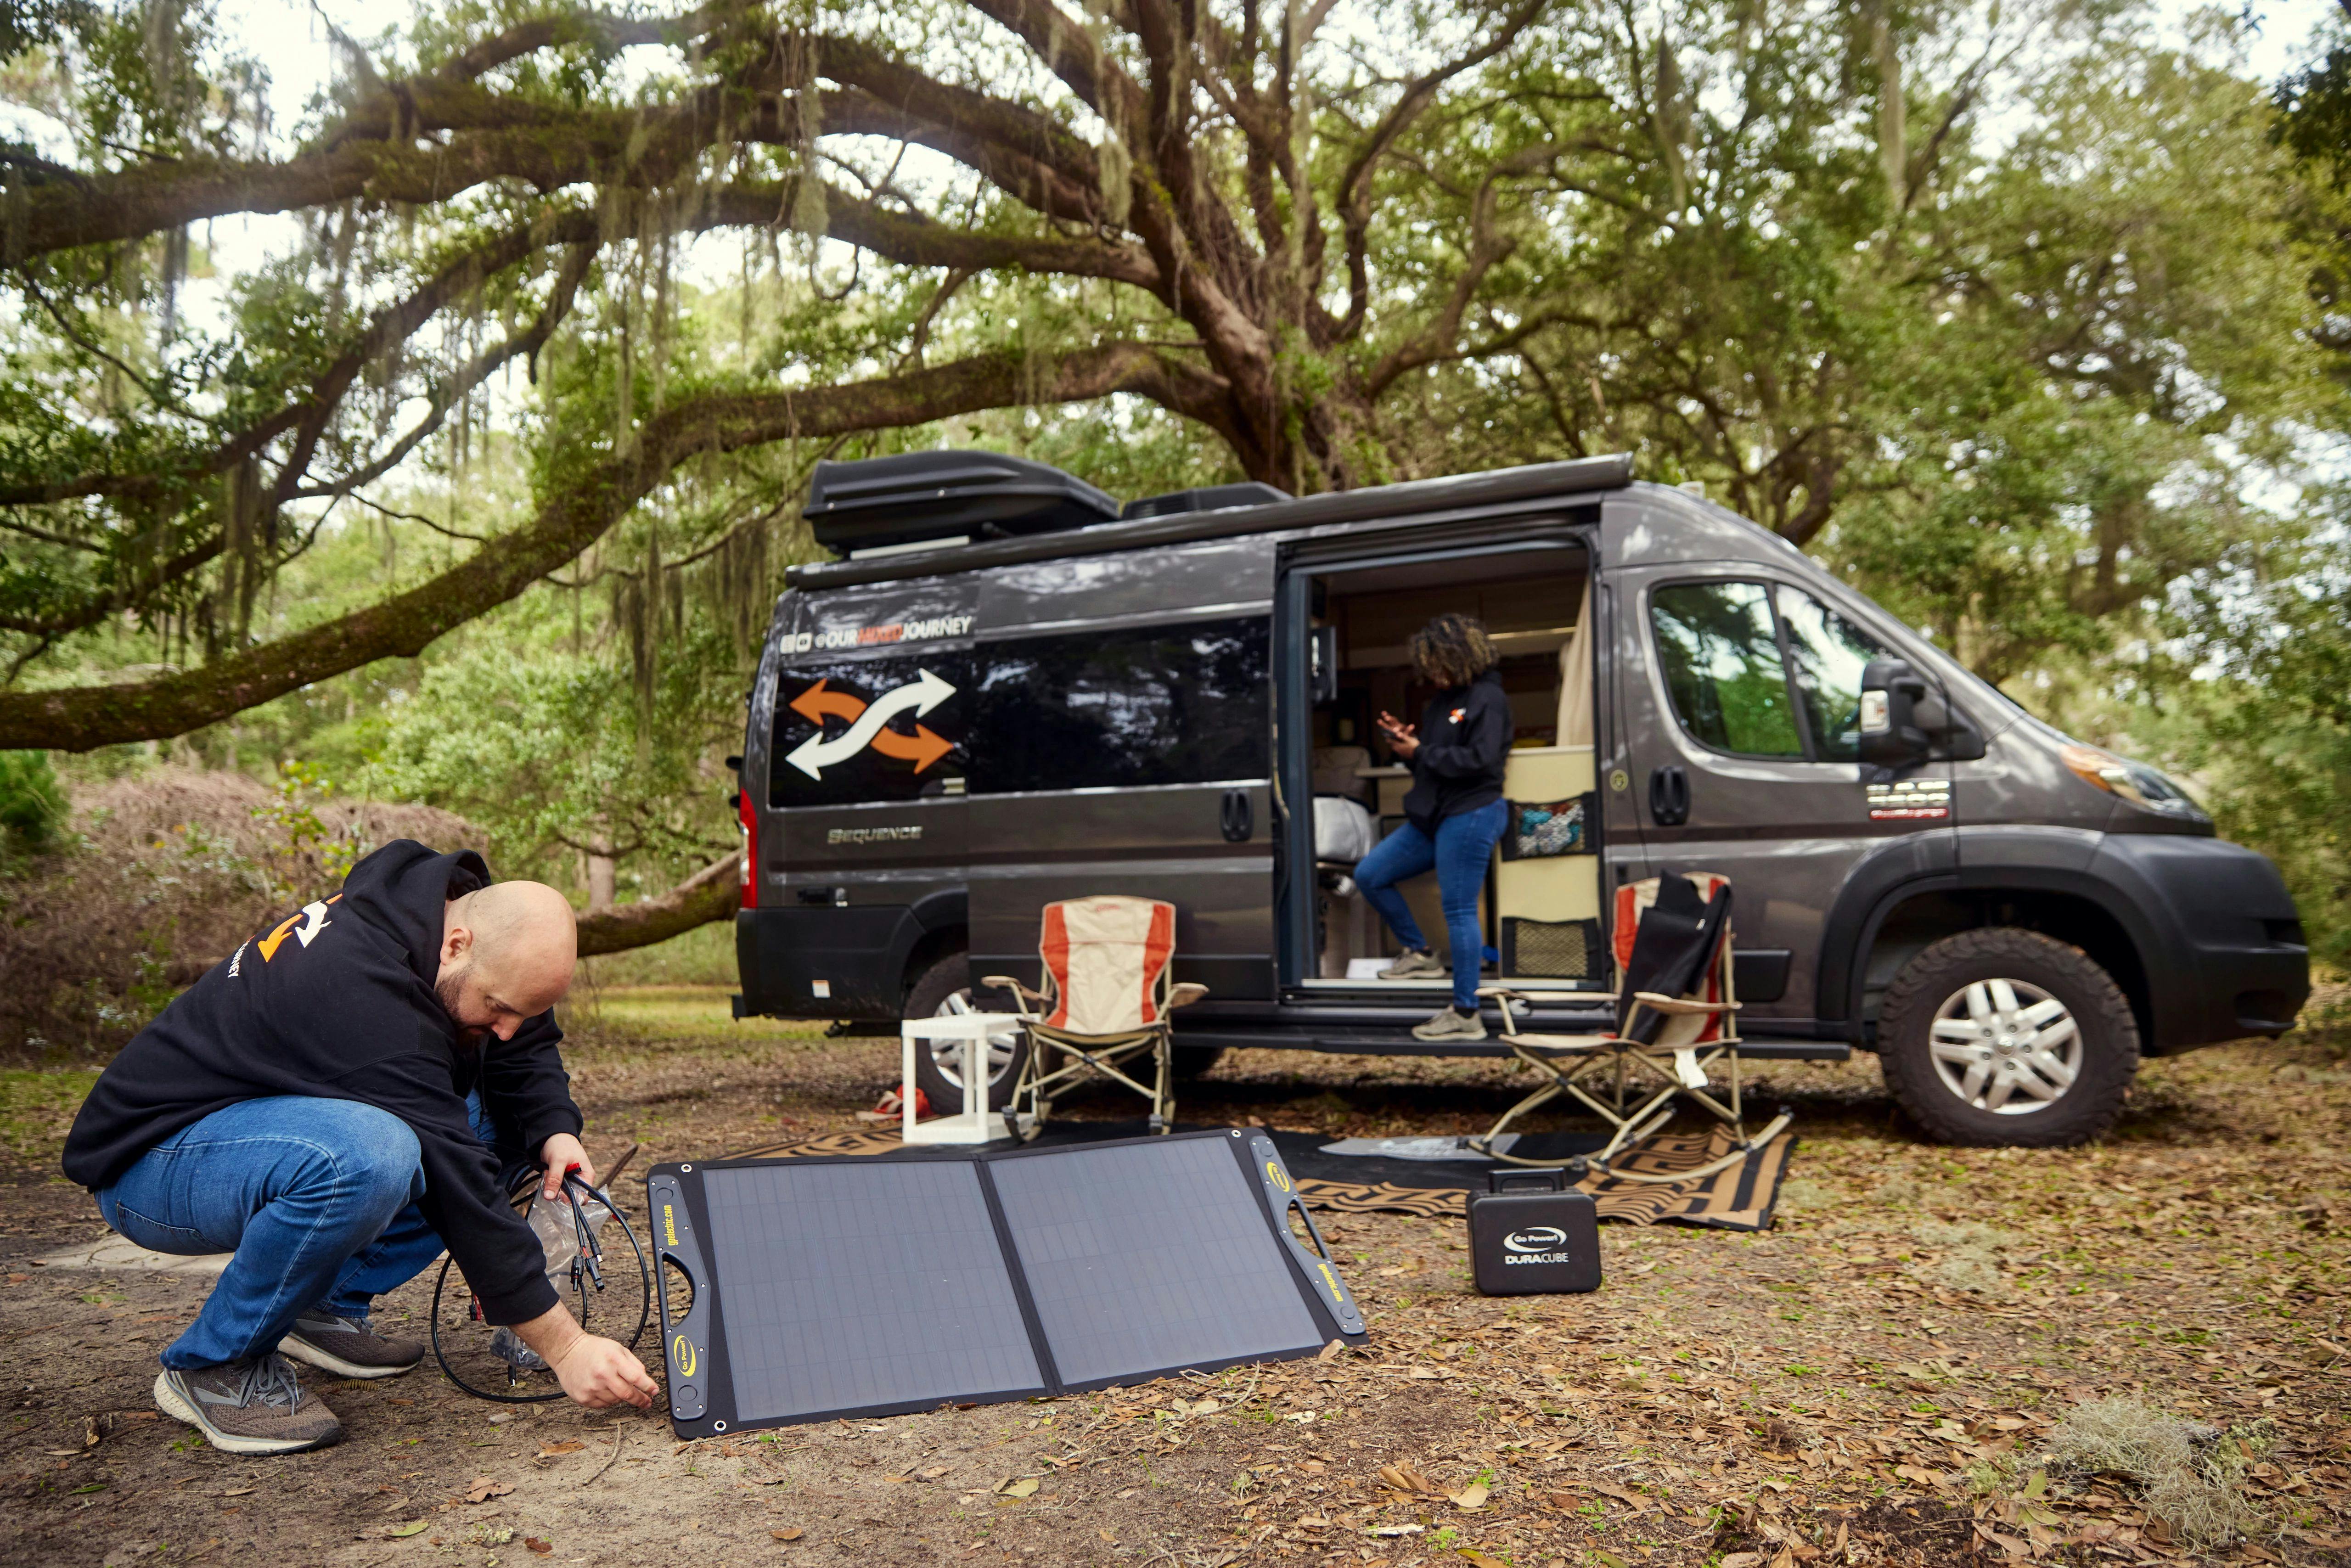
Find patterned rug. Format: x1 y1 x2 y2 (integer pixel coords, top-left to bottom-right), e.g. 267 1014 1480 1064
721 1120 1796 1232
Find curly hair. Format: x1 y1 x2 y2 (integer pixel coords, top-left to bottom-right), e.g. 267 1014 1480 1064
1408 613 1499 687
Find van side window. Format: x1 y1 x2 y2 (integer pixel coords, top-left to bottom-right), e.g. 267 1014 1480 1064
1649 582 1805 757
971 618 1269 793
1775 586 1890 763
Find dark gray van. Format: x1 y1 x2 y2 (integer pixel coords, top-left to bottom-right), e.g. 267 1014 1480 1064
730 451 2309 1147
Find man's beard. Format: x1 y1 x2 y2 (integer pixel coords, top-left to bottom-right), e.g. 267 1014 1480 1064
435 961 477 1037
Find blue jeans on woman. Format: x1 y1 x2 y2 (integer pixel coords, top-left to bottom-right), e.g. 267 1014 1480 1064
97 1092 528 1370
1354 798 1509 1011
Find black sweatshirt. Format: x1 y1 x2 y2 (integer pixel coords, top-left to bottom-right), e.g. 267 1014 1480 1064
1400 669 1514 835
62 841 580 1325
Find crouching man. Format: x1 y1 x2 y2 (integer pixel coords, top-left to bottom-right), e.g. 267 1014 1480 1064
61 840 658 1454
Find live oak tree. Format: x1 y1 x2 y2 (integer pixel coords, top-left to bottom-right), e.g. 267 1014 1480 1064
1 0 2345 962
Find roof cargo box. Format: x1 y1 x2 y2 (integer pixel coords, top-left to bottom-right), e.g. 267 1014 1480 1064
1120 482 1290 521
806 452 1119 555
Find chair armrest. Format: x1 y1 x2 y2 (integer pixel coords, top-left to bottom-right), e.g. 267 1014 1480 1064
1629 992 1740 1016
1168 982 1210 1010
980 976 1048 1012
1478 986 1620 1005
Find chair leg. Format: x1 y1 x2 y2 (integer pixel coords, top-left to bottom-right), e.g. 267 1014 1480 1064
1149 1030 1173 1133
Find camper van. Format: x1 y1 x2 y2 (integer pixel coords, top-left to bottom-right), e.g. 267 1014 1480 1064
729 451 2308 1147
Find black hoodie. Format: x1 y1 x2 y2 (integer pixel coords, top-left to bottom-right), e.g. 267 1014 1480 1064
62 841 580 1324
1400 669 1514 834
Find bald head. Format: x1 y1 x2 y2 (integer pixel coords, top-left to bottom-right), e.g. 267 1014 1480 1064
437 881 578 1040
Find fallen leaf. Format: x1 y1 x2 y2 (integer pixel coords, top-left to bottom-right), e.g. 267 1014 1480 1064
1317 1339 1345 1360
1592 1551 1631 1568
538 1440 585 1457
1448 1480 1489 1510
1460 1552 1513 1568
1718 1556 1763 1568
385 1522 429 1539
462 1477 513 1504
996 1476 1040 1499
220 1487 254 1498
1097 1529 1118 1545
1371 1523 1425 1537
524 1539 552 1556
1546 1489 1577 1508
770 1527 803 1541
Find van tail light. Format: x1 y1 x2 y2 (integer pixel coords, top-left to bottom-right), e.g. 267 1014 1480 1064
736 787 758 910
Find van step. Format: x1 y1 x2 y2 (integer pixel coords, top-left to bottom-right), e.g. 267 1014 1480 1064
1173 1027 1852 1062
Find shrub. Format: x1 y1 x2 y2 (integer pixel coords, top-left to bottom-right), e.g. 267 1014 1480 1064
0 751 66 852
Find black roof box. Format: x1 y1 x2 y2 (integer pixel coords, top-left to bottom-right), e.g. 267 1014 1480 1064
805 452 1119 554
1120 482 1290 521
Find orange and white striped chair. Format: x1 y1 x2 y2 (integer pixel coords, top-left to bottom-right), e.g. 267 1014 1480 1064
985 895 1209 1137
1470 871 1789 1182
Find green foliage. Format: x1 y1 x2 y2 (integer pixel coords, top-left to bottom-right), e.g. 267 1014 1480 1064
0 750 64 851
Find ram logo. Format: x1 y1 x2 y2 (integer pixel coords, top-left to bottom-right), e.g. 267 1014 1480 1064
1503 1226 1569 1254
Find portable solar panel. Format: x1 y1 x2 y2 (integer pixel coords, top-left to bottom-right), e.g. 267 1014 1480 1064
647 1129 1367 1437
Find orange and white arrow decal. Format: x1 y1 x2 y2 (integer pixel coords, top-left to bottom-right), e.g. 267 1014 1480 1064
784 669 957 778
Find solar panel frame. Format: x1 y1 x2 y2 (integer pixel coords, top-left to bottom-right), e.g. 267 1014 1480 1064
649 1129 1364 1438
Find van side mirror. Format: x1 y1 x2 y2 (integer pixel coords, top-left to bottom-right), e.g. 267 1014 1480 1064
1859 658 1988 766
1310 625 1340 705
1858 659 1931 766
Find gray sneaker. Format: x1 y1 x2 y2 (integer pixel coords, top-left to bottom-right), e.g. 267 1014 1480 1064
154 1354 343 1456
1380 949 1448 981
1412 1006 1487 1041
278 1310 425 1379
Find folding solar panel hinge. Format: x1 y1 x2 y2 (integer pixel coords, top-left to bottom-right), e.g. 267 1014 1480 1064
647 1168 714 1427
1246 1131 1366 1338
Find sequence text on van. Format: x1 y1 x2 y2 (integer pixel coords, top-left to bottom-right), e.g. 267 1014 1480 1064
827 826 924 846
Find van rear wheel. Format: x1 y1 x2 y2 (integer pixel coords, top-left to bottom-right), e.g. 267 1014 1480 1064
905 953 1029 1117
1878 927 2139 1147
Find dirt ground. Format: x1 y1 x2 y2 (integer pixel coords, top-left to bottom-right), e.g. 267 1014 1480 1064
0 986 2347 1568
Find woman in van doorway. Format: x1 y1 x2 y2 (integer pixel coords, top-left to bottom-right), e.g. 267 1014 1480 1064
1357 614 1513 1041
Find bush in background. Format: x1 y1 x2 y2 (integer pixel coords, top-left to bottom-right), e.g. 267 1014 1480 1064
0 752 65 854
0 767 475 1059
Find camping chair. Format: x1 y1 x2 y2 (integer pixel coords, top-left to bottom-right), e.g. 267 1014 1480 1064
1468 870 1790 1183
984 895 1209 1137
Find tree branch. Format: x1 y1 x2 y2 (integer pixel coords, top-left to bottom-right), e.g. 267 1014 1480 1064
0 342 1182 750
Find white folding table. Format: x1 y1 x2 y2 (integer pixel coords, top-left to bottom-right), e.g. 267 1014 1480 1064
899 1013 1021 1144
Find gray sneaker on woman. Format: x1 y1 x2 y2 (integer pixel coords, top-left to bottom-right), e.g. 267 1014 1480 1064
154 1353 343 1455
278 1310 426 1379
1379 949 1448 980
1411 1006 1487 1041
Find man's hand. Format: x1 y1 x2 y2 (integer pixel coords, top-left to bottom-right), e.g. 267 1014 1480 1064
539 1132 595 1202
513 1303 658 1411
551 1334 660 1410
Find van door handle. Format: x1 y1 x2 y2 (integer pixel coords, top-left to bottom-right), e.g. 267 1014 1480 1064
1648 765 1689 826
1220 789 1253 843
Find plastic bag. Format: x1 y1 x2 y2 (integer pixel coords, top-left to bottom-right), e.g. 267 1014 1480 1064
489 1184 616 1373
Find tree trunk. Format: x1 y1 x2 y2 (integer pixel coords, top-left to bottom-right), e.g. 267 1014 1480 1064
575 852 740 957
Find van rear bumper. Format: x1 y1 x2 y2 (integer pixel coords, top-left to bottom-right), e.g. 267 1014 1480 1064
736 903 957 1019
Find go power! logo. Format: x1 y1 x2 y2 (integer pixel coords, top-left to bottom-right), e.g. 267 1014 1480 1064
1501 1225 1575 1266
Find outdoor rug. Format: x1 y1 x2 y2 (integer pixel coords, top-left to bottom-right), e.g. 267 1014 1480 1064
721 1117 1796 1232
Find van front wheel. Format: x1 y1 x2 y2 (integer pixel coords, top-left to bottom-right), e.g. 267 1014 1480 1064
1878 928 2139 1147
905 953 1029 1116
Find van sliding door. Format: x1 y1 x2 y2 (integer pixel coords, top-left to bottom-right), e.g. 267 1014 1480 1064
967 539 1279 1002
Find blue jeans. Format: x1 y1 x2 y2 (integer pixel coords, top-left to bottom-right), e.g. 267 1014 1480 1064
97 1094 526 1370
1355 798 1508 1010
